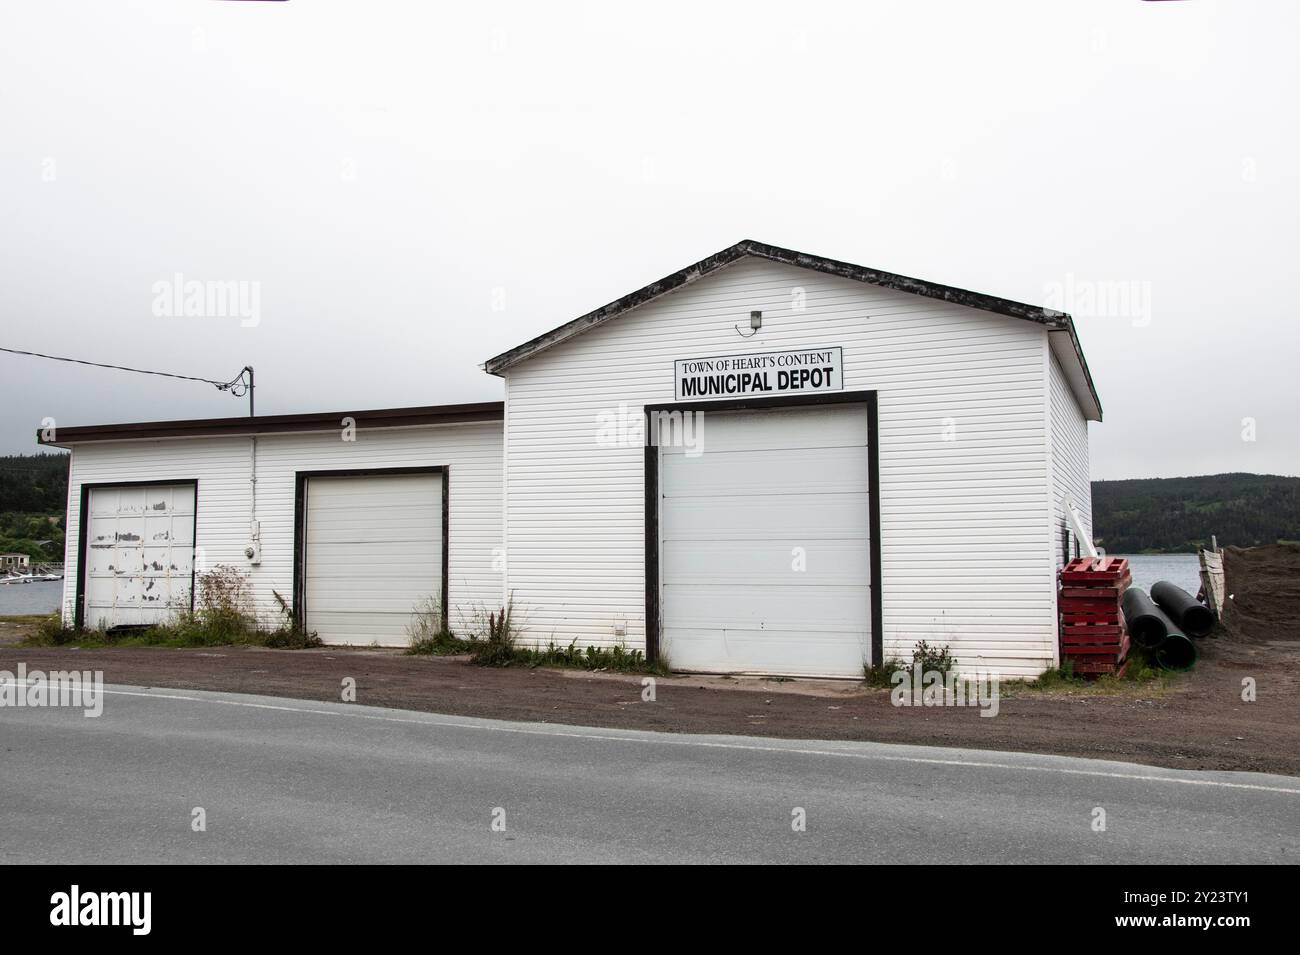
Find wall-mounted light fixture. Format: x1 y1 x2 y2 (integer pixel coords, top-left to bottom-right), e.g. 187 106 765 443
735 310 762 338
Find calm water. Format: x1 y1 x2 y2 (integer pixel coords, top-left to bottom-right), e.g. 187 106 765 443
1116 553 1202 596
0 579 63 615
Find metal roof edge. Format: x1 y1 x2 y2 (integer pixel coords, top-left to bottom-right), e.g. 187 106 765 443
37 401 505 446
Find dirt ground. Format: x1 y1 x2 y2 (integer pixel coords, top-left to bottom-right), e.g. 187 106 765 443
2 617 1297 777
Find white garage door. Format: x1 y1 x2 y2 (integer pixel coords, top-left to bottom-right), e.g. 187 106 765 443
659 404 872 677
304 472 443 646
83 483 196 629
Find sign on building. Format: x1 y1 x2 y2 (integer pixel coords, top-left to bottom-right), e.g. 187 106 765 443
674 347 843 401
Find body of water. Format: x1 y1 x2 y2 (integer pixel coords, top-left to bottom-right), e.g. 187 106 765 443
1115 553 1202 596
0 579 64 615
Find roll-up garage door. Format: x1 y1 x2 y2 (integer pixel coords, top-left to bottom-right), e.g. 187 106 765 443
658 404 871 677
83 483 196 629
303 471 443 645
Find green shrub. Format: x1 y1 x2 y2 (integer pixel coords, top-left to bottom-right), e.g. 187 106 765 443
912 640 956 676
466 622 669 674
863 657 908 687
1118 645 1161 682
21 567 321 649
33 614 81 646
467 601 519 666
404 597 472 655
1025 657 1082 689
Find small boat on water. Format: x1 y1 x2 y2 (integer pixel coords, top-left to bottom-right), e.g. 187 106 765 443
0 573 62 585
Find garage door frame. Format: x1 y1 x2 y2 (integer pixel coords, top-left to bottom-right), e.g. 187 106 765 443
292 466 450 634
74 478 200 630
643 390 880 668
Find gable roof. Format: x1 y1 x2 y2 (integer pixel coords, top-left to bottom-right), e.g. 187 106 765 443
483 239 1102 421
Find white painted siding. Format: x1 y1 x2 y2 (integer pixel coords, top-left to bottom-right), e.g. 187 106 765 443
502 255 1057 677
61 422 502 639
1049 350 1092 568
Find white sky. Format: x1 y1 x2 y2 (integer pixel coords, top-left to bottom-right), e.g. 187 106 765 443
1 0 1296 478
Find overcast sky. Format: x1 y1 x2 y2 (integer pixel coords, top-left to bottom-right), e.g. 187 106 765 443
1 0 1296 479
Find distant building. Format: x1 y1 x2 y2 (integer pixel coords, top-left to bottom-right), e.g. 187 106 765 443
1 553 30 574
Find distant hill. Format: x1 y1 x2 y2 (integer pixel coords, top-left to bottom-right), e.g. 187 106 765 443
1092 473 1300 554
0 453 69 560
0 453 69 513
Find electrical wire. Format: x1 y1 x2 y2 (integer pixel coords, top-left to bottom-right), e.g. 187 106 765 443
0 346 249 394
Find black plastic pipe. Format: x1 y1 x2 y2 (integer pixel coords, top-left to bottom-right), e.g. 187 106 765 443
1149 605 1197 670
1151 580 1215 637
1155 635 1198 670
1121 588 1168 649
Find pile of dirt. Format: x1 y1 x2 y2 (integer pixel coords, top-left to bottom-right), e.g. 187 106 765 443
1221 543 1300 642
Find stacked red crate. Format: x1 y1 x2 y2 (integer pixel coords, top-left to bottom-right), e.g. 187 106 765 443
1058 556 1131 676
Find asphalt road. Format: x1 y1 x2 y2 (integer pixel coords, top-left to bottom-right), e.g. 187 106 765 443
1 684 1296 864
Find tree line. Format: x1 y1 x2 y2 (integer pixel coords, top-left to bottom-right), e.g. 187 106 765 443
1092 472 1300 554
0 453 69 560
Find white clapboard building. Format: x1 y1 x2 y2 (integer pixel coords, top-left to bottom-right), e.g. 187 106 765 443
45 241 1100 678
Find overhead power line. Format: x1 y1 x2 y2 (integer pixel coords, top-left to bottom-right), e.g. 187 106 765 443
0 346 255 415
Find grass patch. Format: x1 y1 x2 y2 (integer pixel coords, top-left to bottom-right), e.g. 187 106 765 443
404 597 474 655
19 611 322 650
460 601 669 674
494 640 670 675
863 641 956 688
18 567 321 650
464 602 519 666
406 631 475 656
461 601 668 675
1002 646 1182 697
862 657 907 688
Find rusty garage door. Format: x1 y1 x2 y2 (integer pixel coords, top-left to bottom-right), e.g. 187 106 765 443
81 483 197 629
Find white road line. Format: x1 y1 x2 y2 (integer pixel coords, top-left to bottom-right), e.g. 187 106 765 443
7 680 1300 796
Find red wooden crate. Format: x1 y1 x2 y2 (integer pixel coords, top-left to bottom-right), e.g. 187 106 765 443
1066 630 1130 654
1063 632 1125 648
1071 656 1130 678
1062 614 1126 633
1062 611 1122 626
1060 556 1130 581
1066 635 1130 672
1059 596 1123 614
1060 577 1130 599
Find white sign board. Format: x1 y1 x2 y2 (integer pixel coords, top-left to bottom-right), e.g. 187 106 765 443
674 347 843 401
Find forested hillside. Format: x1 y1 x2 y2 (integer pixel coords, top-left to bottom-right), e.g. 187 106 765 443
1092 473 1300 554
0 453 69 560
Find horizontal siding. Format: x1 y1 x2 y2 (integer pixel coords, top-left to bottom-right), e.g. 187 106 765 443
1050 351 1093 568
62 422 502 642
504 255 1056 677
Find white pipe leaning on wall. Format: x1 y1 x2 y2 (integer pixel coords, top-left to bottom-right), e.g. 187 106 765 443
1065 495 1096 560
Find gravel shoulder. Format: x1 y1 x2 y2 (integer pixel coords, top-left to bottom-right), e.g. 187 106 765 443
2 617 1296 777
